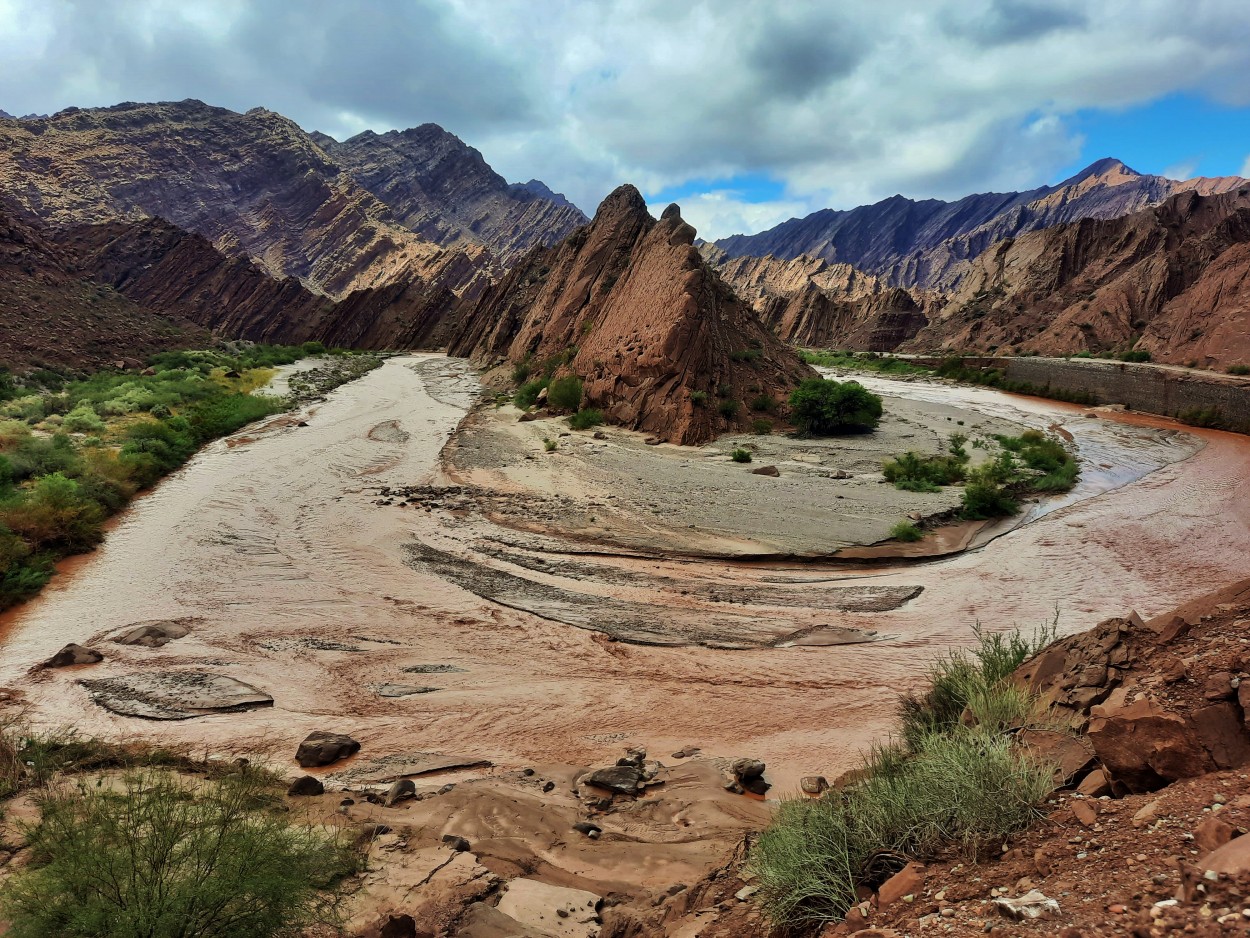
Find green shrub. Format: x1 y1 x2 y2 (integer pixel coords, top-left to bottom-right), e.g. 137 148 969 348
718 399 740 418
1228 364 1250 376
543 438 557 452
1 769 354 938
1118 349 1151 363
1178 407 1222 428
511 360 532 384
731 448 752 463
890 521 923 542
961 480 1018 519
568 408 604 430
882 451 966 491
751 418 773 435
690 390 708 407
546 376 584 412
752 624 1058 929
750 394 777 413
514 379 547 409
789 379 882 435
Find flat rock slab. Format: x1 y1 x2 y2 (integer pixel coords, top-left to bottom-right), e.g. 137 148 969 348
327 752 492 785
372 684 439 698
80 672 273 720
497 879 602 938
110 620 192 648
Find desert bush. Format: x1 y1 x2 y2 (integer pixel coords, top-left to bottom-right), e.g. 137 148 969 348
731 448 752 463
546 376 583 413
750 394 777 413
689 390 708 407
543 438 557 452
511 360 532 384
1228 364 1250 376
752 624 1058 929
1178 406 1222 428
789 379 882 435
718 399 740 418
514 379 547 409
890 521 923 542
1 768 354 938
0 473 104 553
882 451 966 492
751 418 773 435
568 408 604 430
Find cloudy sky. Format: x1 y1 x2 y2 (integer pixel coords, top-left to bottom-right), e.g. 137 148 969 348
2 0 1250 239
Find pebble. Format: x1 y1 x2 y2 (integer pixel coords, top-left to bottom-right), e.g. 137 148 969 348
1109 904 1127 914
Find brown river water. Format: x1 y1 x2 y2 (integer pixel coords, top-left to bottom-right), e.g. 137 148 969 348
2 354 1248 792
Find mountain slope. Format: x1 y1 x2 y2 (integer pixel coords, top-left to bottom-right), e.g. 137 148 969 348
448 186 814 444
904 187 1250 367
317 126 587 262
0 204 205 372
0 100 488 299
714 160 1247 291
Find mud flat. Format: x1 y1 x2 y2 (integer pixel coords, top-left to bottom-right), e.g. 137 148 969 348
1 355 1248 933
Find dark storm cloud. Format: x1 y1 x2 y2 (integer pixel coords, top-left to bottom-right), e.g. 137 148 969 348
947 0 1089 46
745 15 864 101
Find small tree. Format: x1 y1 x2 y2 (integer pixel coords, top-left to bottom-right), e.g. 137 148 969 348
789 379 883 435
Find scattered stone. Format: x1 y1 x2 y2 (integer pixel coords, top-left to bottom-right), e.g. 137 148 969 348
728 758 770 795
543 781 556 793
993 890 1060 921
1132 800 1161 829
1071 799 1098 828
752 465 780 477
295 731 361 768
45 643 103 668
585 765 643 795
573 821 602 837
110 620 192 647
1075 767 1111 798
383 779 417 807
878 862 925 908
735 885 759 901
81 672 273 719
442 834 471 852
371 684 438 698
287 775 325 797
1195 819 1239 861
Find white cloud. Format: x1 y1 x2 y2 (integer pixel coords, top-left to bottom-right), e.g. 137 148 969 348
1241 155 1250 178
1162 159 1199 180
2 0 1250 237
649 191 816 243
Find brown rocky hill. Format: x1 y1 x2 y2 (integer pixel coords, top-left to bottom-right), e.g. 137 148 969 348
315 125 587 262
51 216 461 352
708 251 936 350
447 185 815 444
0 100 488 298
904 187 1250 368
0 204 206 372
713 159 1246 292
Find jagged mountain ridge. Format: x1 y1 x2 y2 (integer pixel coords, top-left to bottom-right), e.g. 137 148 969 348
902 186 1250 367
0 100 581 303
714 160 1247 291
447 186 814 444
315 125 587 262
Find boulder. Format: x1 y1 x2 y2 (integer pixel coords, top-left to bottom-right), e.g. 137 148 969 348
801 775 830 795
287 775 325 797
295 731 361 768
442 834 471 852
1194 817 1235 855
111 621 191 648
1070 799 1098 828
45 643 103 668
752 465 780 477
383 779 417 807
1015 728 1095 787
585 765 643 796
729 757 770 795
1075 767 1111 797
1086 695 1213 791
1194 831 1250 876
1189 702 1250 768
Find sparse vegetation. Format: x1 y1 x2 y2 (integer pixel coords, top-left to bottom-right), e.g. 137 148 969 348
751 418 773 435
1 766 355 938
690 390 708 407
718 398 741 418
789 378 883 435
1228 364 1250 376
568 408 604 430
799 349 932 376
731 448 752 463
514 379 547 409
889 520 923 542
0 345 370 611
543 437 557 452
546 375 584 413
750 394 777 413
751 624 1058 929
1178 406 1223 428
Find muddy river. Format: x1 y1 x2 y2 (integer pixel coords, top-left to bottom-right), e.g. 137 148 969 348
2 354 1248 791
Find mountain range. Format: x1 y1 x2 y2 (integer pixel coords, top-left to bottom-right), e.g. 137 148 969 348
1 97 1248 427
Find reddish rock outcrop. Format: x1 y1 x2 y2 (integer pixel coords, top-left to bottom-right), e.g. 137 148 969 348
447 187 814 444
0 202 206 371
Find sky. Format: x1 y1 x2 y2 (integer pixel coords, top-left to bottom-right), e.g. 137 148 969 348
2 0 1250 241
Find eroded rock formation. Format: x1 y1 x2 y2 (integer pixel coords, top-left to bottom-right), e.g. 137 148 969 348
448 187 815 444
